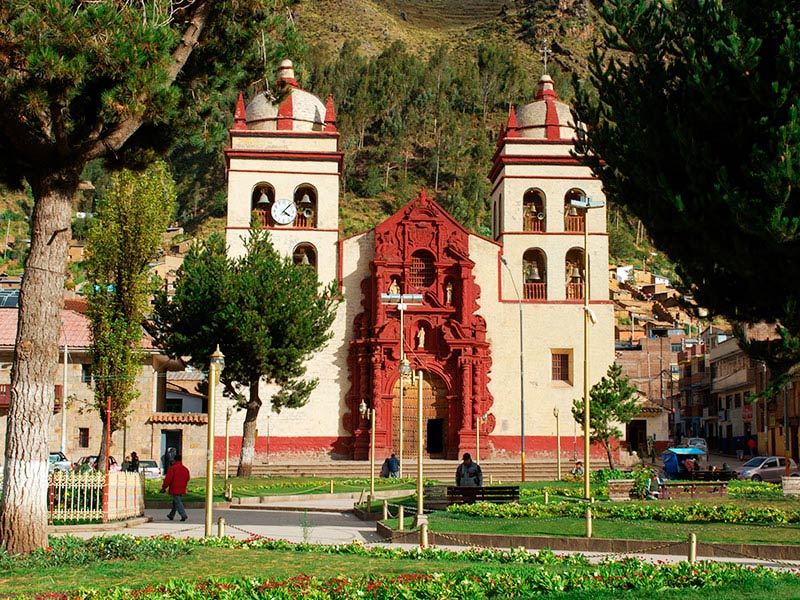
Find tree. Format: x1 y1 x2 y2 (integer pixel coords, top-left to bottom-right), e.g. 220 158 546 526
572 363 640 469
0 0 298 554
154 229 340 476
85 160 176 471
573 1 800 380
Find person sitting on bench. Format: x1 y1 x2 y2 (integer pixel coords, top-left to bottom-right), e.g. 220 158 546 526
456 453 483 487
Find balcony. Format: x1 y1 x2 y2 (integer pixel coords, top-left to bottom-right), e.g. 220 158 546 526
0 384 64 412
566 282 584 300
564 215 584 233
523 215 544 232
523 282 546 300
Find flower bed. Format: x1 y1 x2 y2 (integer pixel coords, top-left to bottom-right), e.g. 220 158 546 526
448 500 800 524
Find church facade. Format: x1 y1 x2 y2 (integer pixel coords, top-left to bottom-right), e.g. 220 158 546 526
222 60 614 463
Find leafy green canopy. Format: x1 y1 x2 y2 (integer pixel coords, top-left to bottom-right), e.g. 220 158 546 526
86 160 176 433
0 0 299 185
574 0 800 374
572 363 640 469
154 229 340 411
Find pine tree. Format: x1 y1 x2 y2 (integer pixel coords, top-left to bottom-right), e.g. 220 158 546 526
572 363 641 469
154 229 340 476
573 0 800 377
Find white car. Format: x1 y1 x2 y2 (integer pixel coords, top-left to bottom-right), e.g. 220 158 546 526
138 459 162 479
686 437 708 452
48 451 72 472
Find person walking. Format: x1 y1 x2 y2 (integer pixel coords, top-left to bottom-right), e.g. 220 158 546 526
161 453 190 521
747 436 757 457
455 452 483 487
388 453 400 478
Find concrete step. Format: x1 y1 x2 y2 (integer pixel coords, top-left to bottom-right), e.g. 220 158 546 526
226 459 593 482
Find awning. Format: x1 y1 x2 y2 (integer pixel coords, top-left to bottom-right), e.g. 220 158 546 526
665 447 706 456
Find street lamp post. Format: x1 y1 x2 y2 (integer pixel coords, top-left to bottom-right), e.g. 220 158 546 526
415 369 424 519
499 256 526 482
205 345 225 537
570 196 605 500
359 400 376 500
224 407 233 485
554 408 561 480
380 292 423 478
476 413 488 464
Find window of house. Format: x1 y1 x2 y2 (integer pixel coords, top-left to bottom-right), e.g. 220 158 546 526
165 397 182 413
81 364 92 384
734 393 741 408
670 342 682 353
78 428 89 448
551 352 570 382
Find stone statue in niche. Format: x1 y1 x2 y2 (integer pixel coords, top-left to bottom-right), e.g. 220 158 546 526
388 278 400 295
445 281 453 305
416 327 425 349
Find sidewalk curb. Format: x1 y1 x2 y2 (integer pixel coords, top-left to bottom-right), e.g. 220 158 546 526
50 516 152 534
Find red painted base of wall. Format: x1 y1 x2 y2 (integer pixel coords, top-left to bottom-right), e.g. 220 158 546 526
214 434 624 463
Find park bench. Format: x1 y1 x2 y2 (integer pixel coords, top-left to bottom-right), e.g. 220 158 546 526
658 481 728 499
607 478 636 501
446 485 520 505
688 470 736 482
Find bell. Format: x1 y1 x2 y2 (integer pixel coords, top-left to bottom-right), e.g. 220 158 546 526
257 191 270 206
526 263 541 281
301 252 311 265
299 193 312 206
569 264 581 279
568 205 578 217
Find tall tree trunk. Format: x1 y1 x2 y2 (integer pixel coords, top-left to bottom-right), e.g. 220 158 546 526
0 176 73 554
603 440 616 470
236 380 262 477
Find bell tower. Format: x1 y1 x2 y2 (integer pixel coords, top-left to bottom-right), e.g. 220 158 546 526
224 60 343 283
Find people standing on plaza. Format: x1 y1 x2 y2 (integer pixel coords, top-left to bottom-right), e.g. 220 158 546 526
735 437 744 461
129 451 140 473
161 453 190 521
747 436 757 457
388 453 400 478
455 452 483 487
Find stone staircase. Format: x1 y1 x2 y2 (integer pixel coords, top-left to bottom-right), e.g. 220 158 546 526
227 458 598 482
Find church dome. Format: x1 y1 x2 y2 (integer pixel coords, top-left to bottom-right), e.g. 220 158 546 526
514 74 578 141
245 60 328 132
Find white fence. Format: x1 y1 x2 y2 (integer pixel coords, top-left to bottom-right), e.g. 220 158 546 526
48 471 145 523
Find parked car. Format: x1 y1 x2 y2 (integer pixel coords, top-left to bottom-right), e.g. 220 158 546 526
48 451 72 472
76 455 118 471
735 456 800 482
686 437 708 452
120 458 162 479
138 459 162 479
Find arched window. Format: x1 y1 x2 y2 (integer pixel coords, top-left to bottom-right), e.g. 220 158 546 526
293 185 317 229
522 248 546 300
564 188 586 233
565 248 585 300
251 184 275 228
523 189 546 232
409 250 436 289
293 243 317 270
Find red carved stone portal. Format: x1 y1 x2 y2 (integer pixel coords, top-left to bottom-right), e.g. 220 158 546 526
347 190 494 460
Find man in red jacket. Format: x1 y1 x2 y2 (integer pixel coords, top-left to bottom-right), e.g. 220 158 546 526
161 453 190 521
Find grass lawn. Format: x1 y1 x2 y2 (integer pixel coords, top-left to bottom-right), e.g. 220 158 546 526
144 476 419 503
